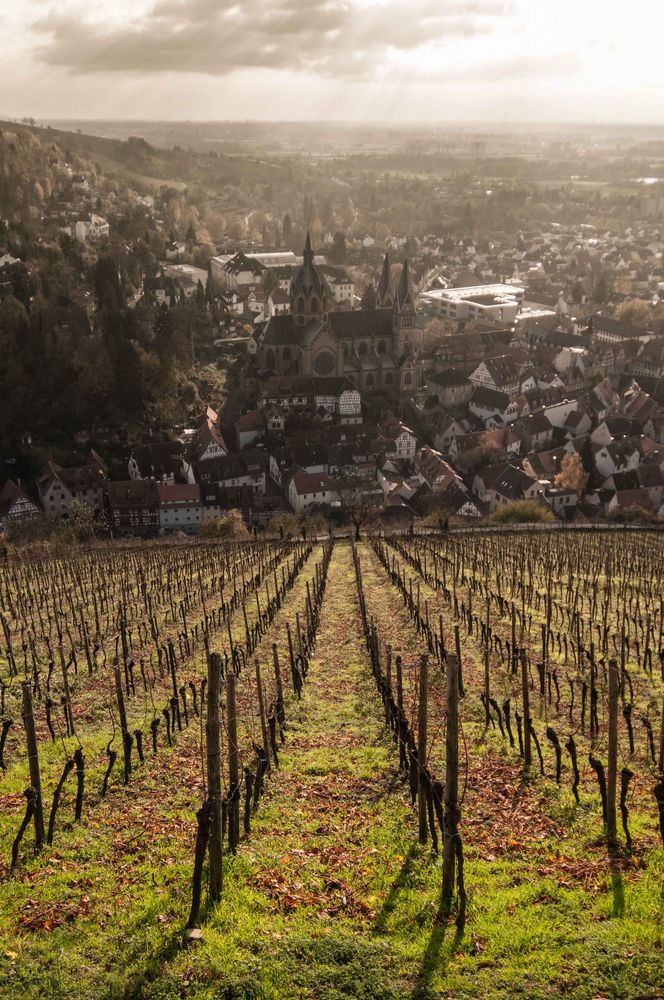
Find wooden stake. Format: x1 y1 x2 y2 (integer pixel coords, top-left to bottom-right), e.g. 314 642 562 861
254 659 271 774
607 658 619 846
520 649 532 769
441 653 459 914
226 671 240 851
207 652 223 901
417 654 429 844
272 642 284 708
113 663 131 784
21 681 45 849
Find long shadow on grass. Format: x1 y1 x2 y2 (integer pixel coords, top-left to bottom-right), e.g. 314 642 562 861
120 927 184 999
411 922 462 1000
373 842 420 933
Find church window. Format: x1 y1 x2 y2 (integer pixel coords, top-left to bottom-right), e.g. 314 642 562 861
366 373 374 388
265 349 276 369
297 296 305 315
377 340 386 354
313 350 335 375
404 371 413 387
310 296 318 314
358 341 367 357
282 346 291 362
385 371 393 385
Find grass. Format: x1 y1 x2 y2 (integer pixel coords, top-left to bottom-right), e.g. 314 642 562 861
0 542 662 999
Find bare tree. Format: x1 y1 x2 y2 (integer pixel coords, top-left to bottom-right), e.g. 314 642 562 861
334 474 381 540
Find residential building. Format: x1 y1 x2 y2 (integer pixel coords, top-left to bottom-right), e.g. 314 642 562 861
288 472 338 513
157 484 202 535
107 481 160 536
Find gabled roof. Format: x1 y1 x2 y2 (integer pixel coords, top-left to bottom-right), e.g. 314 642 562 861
290 472 335 495
156 483 201 505
429 368 471 388
481 354 520 385
0 479 39 516
470 386 510 412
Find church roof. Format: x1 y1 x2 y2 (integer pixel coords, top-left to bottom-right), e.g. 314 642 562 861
262 314 305 346
394 259 415 312
291 232 327 299
377 252 392 302
328 308 393 340
262 305 394 350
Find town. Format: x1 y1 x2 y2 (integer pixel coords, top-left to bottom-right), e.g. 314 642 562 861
2 3 664 996
1 119 664 540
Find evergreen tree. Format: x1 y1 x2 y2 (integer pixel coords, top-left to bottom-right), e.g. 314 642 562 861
360 283 377 310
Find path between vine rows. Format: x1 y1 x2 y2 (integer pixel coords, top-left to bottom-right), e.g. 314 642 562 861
2 541 662 1000
206 540 425 1000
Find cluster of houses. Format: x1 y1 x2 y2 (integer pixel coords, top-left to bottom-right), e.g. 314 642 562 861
4 148 664 537
415 222 664 311
207 248 356 332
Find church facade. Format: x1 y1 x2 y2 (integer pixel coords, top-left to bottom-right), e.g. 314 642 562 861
255 236 422 395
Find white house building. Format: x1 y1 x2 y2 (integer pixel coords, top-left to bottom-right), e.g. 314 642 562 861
157 484 202 535
288 472 338 513
74 214 110 243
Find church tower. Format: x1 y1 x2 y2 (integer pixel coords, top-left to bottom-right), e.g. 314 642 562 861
290 232 328 326
376 251 393 308
392 259 415 355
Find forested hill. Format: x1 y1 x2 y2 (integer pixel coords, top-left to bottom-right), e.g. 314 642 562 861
0 119 292 231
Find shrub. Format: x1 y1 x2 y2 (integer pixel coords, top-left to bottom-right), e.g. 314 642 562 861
487 500 555 525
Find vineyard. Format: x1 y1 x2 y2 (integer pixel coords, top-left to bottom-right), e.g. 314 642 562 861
0 531 662 1000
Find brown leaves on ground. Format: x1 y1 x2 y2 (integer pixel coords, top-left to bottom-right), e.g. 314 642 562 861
463 753 564 853
250 866 376 920
18 895 93 932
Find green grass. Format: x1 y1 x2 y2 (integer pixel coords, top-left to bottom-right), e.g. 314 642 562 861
0 542 662 999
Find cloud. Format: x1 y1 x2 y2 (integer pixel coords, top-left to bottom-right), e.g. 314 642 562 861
32 0 512 80
409 52 579 85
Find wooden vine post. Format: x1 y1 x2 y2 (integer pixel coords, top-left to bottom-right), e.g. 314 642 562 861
417 654 429 845
21 681 45 849
607 658 619 847
520 649 532 769
113 663 131 784
207 652 223 902
484 593 491 727
254 658 271 774
440 653 465 929
226 671 240 851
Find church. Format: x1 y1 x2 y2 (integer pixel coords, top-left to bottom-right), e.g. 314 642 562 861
254 235 422 395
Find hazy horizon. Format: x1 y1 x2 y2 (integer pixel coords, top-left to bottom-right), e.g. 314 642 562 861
3 1 663 125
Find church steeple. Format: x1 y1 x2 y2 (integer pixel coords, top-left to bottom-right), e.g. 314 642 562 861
376 251 393 308
290 232 328 326
394 258 414 313
303 230 314 265
393 258 415 355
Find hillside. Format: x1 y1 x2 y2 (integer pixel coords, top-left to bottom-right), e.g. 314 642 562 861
0 530 662 1000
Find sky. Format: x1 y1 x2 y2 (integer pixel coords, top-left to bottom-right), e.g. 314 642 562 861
2 0 663 123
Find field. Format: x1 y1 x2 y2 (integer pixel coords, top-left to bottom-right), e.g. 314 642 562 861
0 531 662 1000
